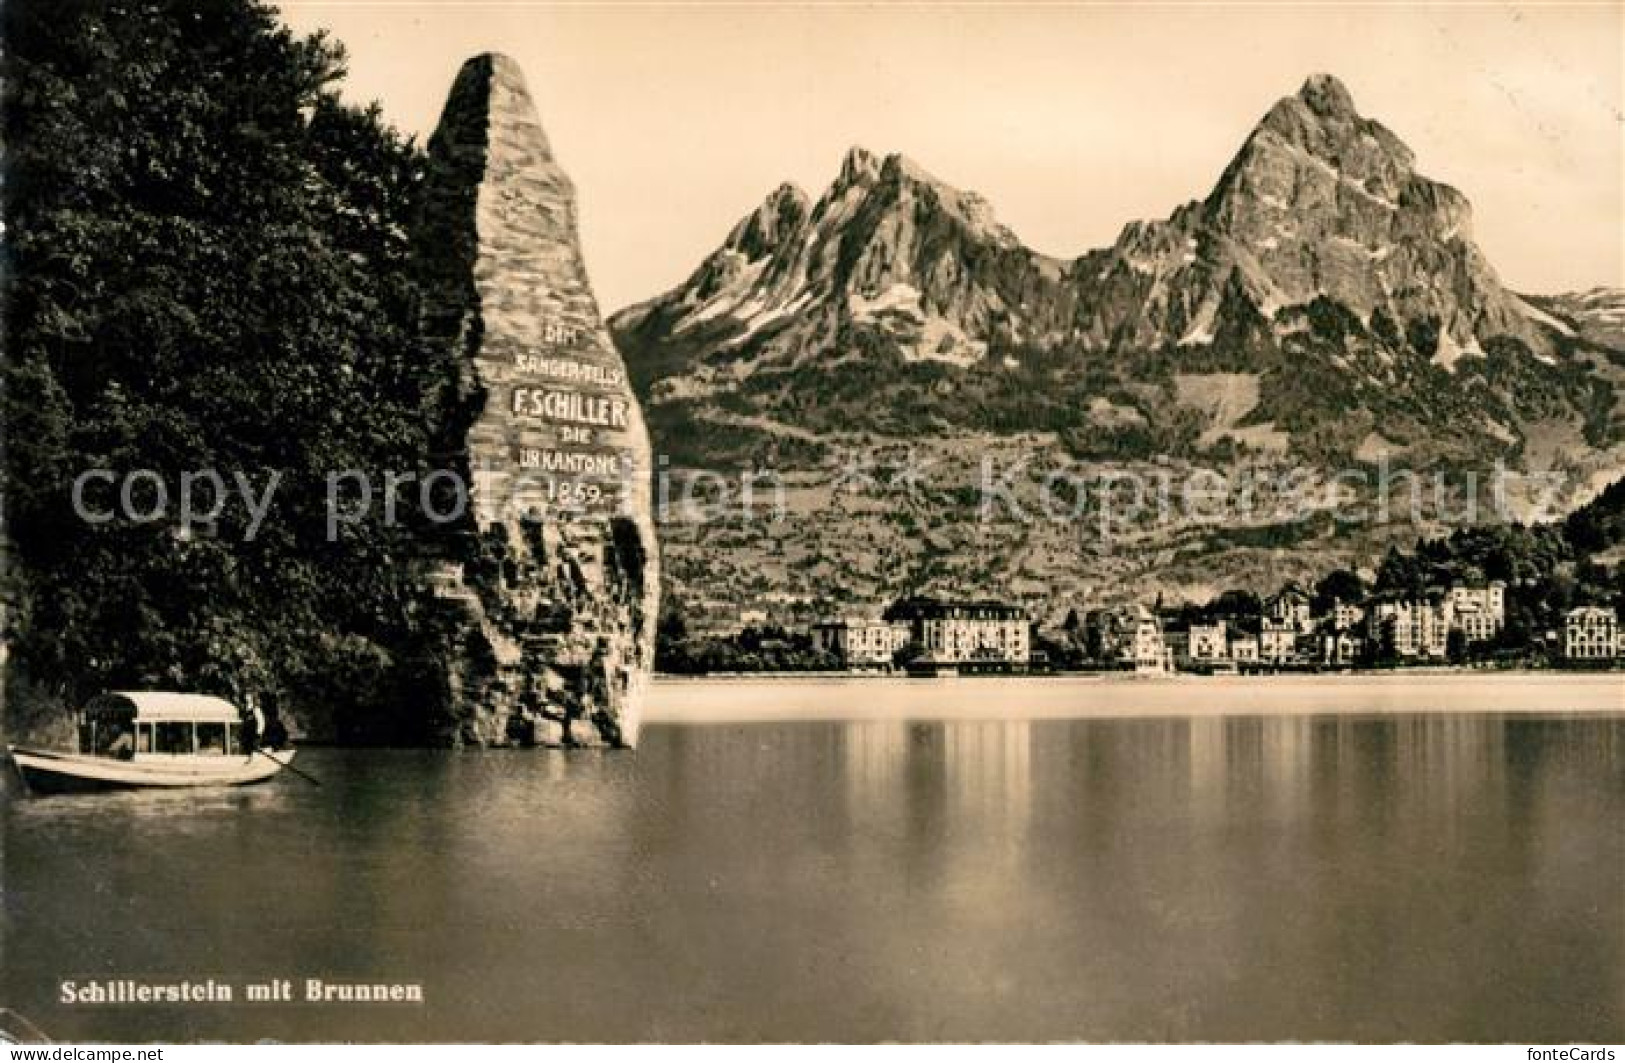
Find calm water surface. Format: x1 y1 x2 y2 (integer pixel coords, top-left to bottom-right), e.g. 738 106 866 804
5 679 1623 1042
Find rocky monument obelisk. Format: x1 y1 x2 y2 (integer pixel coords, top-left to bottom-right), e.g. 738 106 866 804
414 53 658 748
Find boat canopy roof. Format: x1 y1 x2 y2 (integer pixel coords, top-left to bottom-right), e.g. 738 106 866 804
84 692 242 724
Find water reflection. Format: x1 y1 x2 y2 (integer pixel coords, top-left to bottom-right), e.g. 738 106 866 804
841 719 1033 840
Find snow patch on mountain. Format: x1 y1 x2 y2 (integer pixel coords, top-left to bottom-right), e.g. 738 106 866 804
850 283 924 319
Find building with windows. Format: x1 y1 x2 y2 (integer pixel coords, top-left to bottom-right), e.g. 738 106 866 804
1368 597 1450 659
1264 584 1314 634
1085 606 1168 673
1259 618 1299 664
1307 598 1368 665
811 617 911 668
1317 630 1365 665
1447 581 1506 645
1363 583 1506 660
1188 622 1228 662
1328 599 1365 633
1165 620 1234 672
1563 606 1620 661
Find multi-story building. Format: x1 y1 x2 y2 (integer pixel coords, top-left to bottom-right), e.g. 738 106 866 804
1229 635 1260 663
1166 620 1235 672
1188 622 1228 662
812 617 912 668
1364 583 1506 659
1127 613 1169 673
1317 630 1365 666
1259 618 1299 664
1265 584 1314 634
889 599 1029 666
1368 597 1449 659
1563 606 1620 661
1085 606 1168 673
1328 599 1365 633
1311 598 1368 665
1447 581 1506 645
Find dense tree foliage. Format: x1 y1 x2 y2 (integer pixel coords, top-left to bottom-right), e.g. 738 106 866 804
1311 569 1366 611
659 624 840 674
1565 475 1625 555
3 0 456 737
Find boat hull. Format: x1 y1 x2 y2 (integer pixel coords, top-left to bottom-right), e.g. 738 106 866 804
8 747 294 795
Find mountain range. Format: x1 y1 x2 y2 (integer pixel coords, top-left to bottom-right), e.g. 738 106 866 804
609 74 1625 628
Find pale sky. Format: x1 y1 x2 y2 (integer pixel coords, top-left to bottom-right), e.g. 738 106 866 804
278 2 1624 312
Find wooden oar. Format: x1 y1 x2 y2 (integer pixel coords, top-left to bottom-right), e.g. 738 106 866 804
256 747 321 786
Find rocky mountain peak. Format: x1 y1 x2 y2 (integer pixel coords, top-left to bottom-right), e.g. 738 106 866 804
616 72 1584 420
878 151 936 185
607 74 1620 628
725 181 810 259
1240 76 1415 188
770 180 810 205
838 145 883 186
1114 71 1543 355
864 151 1019 252
1298 72 1358 121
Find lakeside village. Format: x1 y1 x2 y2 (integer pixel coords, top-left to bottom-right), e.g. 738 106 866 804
661 485 1625 677
814 585 1620 677
660 581 1625 678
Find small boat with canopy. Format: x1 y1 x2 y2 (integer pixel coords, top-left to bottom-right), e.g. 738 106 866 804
7 692 294 794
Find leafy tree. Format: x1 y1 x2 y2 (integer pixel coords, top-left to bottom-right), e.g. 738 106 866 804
3 0 446 738
1565 475 1625 554
1312 568 1366 611
1205 589 1261 620
1446 628 1468 664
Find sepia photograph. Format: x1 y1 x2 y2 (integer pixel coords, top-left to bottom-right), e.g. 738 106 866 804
1 0 1622 1049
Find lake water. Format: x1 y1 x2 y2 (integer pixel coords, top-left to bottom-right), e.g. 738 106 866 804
4 676 1623 1042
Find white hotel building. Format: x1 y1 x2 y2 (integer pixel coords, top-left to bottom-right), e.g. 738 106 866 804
1563 606 1621 661
812 617 912 668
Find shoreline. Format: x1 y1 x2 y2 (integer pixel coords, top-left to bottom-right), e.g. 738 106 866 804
654 666 1620 681
644 671 1625 723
